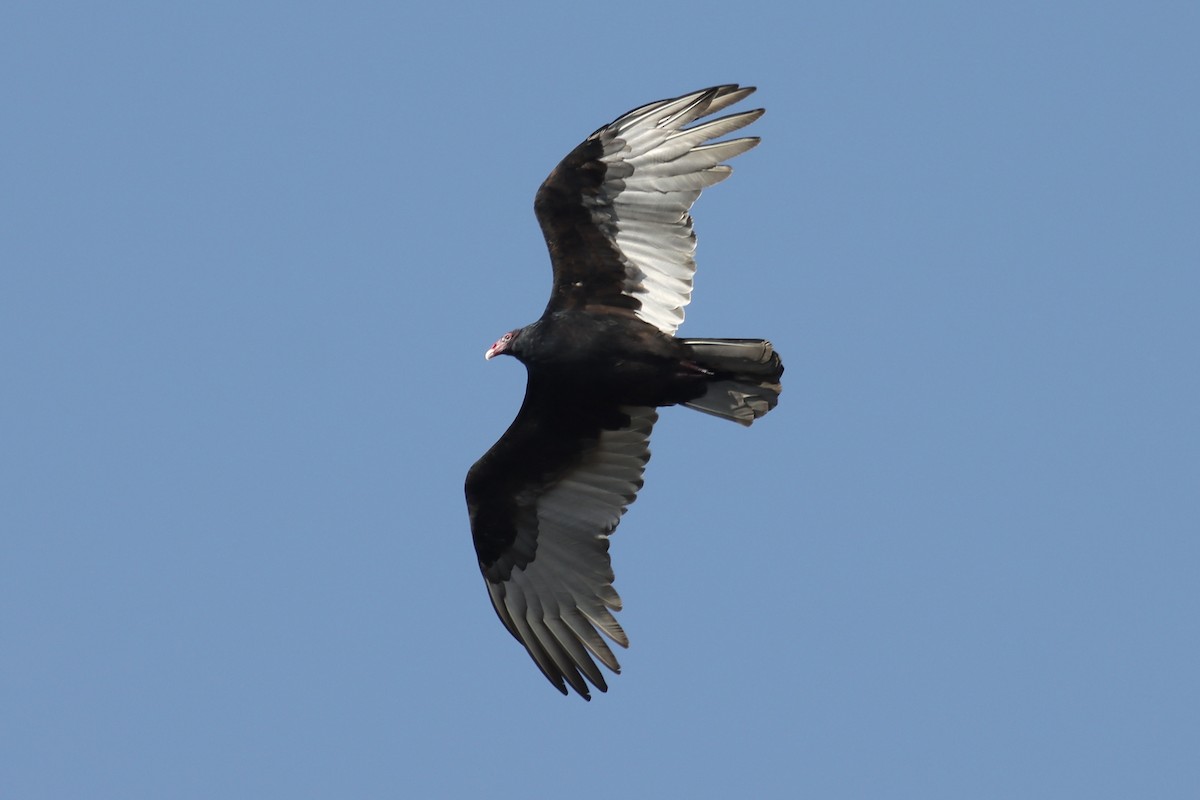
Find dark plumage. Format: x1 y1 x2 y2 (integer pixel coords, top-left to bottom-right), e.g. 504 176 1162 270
466 85 783 699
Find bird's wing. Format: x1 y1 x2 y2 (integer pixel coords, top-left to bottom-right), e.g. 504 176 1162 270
534 85 762 334
466 396 657 699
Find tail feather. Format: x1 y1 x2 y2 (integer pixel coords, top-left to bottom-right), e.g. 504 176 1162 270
680 338 783 426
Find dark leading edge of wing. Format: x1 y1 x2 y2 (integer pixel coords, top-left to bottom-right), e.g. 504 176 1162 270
534 85 763 334
466 400 656 698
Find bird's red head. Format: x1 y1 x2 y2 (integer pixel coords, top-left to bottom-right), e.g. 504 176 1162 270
484 329 520 360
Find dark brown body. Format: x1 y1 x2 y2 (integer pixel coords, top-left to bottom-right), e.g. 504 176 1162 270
510 311 709 410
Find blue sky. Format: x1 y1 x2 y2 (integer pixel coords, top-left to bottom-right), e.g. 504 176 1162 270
3 2 1197 798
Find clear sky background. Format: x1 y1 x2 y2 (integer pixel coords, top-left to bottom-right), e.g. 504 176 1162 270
3 2 1197 798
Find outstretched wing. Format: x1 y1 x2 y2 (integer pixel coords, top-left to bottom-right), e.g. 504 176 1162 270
534 85 762 334
466 394 657 699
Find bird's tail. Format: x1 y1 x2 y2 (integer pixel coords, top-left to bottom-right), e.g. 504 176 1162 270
679 338 784 426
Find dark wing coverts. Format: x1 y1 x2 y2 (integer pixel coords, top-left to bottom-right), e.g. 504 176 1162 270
466 403 656 698
535 85 763 334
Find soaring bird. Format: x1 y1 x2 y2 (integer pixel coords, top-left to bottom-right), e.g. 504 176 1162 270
466 85 783 699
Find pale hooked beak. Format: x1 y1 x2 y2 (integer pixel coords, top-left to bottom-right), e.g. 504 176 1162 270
485 332 513 360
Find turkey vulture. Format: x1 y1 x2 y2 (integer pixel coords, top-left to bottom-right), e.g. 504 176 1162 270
466 85 783 699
